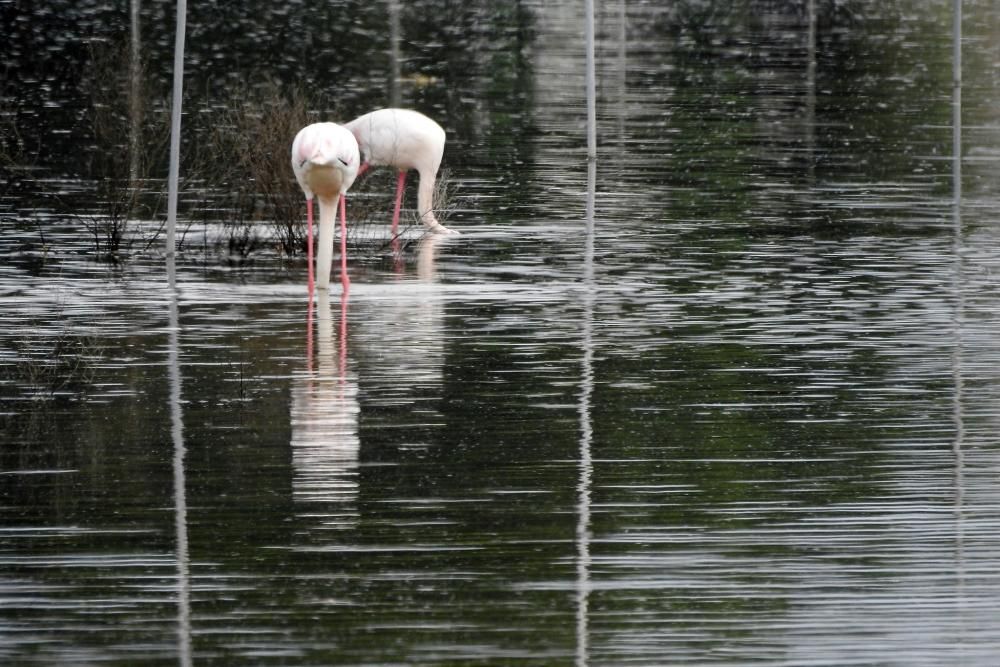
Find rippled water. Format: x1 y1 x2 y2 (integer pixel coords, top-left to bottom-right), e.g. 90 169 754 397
3 0 1000 664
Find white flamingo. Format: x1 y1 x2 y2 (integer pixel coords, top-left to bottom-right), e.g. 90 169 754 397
291 122 360 291
345 108 458 236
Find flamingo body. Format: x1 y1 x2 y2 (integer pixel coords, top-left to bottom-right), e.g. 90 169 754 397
291 122 360 290
345 108 456 234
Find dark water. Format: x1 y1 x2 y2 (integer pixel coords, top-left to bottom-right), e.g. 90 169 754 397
4 0 1000 664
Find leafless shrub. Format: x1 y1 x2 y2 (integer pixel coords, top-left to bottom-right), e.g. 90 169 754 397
5 329 104 399
0 107 25 172
348 168 458 251
193 83 317 257
394 169 457 248
429 168 457 227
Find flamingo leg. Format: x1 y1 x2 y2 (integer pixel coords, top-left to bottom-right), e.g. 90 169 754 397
339 288 349 394
339 194 351 291
306 288 314 374
356 162 371 178
306 198 315 295
391 170 407 237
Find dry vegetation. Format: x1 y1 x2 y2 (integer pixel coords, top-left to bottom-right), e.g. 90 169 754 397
20 38 458 263
192 83 316 257
4 326 104 399
85 39 167 260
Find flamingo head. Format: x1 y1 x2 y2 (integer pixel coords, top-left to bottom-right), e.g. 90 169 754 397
295 123 357 171
292 122 361 198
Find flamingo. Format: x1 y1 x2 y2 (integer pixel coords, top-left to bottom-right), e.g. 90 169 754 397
344 108 458 236
291 122 360 291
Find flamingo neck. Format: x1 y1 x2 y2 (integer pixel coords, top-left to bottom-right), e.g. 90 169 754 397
318 196 338 226
314 196 339 289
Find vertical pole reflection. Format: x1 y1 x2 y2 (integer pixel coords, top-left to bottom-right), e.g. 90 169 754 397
950 0 966 617
166 256 192 667
951 0 964 456
616 0 626 158
128 0 142 188
576 160 596 667
584 0 597 160
387 0 401 108
952 0 962 210
805 0 817 183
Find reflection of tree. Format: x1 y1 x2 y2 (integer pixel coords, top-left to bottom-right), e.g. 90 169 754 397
85 37 166 259
401 0 536 206
591 1 959 229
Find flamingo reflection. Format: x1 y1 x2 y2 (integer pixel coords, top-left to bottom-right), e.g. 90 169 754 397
354 235 447 403
290 235 449 534
291 289 360 531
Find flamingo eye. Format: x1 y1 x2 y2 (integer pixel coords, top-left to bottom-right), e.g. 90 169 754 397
337 157 349 166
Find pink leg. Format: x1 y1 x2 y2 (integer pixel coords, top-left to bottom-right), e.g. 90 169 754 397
391 170 406 236
305 291 314 374
306 198 315 295
356 162 370 178
339 194 351 291
338 288 349 394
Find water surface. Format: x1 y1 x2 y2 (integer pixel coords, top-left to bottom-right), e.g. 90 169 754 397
3 0 1000 664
